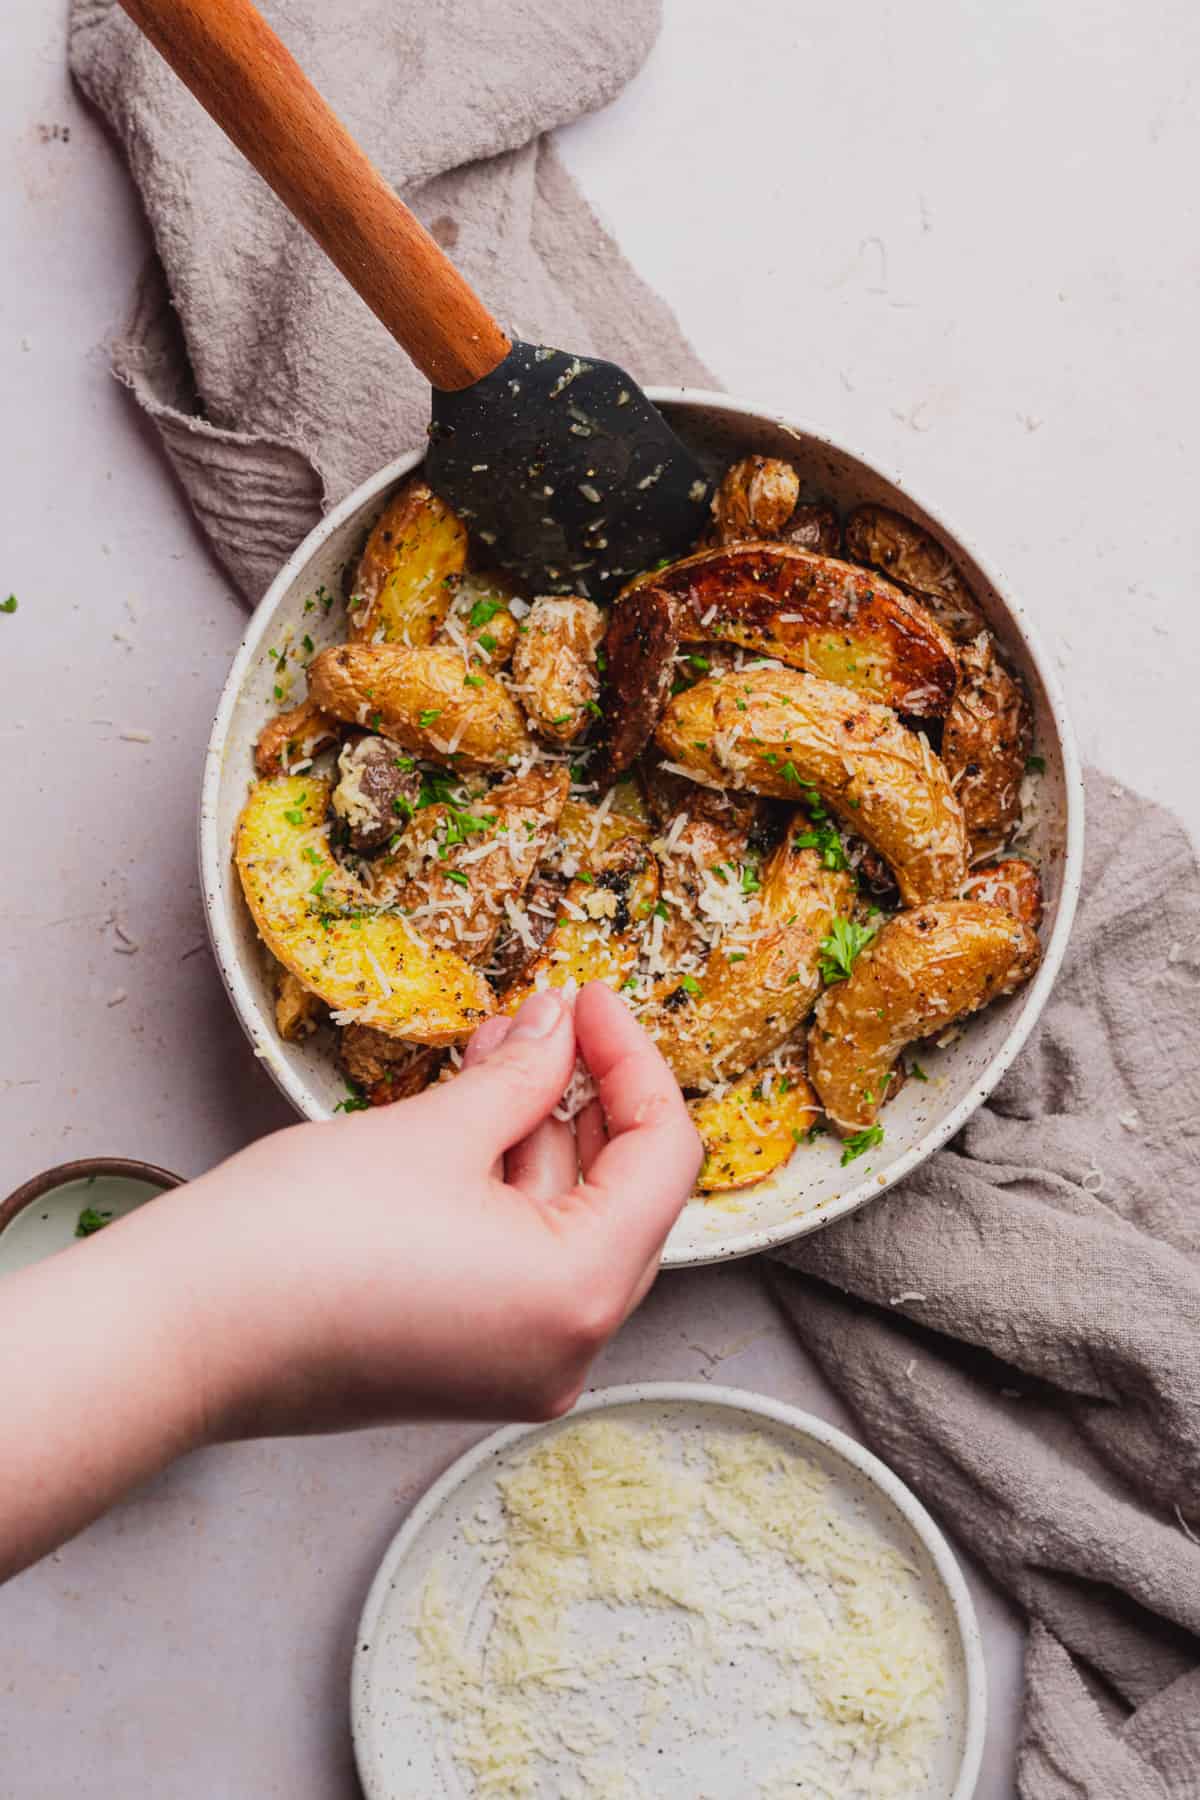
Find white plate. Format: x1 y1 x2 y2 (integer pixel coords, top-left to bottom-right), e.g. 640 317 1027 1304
201 390 1084 1265
352 1383 986 1799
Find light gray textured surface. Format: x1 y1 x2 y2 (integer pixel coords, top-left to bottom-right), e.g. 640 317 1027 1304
2 1 1197 1795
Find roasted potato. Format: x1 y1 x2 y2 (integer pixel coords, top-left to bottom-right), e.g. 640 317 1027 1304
655 668 968 906
501 838 659 1012
809 900 1041 1132
707 457 841 555
329 732 421 854
691 1052 820 1193
843 505 986 644
363 766 568 960
627 544 959 718
338 1026 444 1107
543 795 652 878
596 582 683 780
235 775 494 1043
942 633 1033 860
254 695 339 778
274 965 322 1042
347 477 466 646
510 595 605 742
435 572 520 668
308 642 532 770
961 857 1043 928
488 874 564 988
645 823 855 1089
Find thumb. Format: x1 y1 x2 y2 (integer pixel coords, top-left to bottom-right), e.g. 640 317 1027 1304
423 989 578 1161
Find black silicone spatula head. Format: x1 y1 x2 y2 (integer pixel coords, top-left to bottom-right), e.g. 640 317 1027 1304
426 342 711 600
115 0 712 599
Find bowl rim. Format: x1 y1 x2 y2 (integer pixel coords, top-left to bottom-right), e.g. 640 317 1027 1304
0 1157 184 1236
350 1379 988 1800
200 386 1085 1267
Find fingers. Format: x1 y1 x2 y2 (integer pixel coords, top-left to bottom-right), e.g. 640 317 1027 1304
574 1097 607 1176
505 1116 577 1203
563 984 703 1276
422 988 578 1163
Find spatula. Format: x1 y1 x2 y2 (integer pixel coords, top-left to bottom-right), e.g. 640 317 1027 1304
115 0 713 600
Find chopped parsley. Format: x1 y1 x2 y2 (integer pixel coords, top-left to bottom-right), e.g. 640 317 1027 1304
739 863 761 896
477 632 498 653
301 634 314 655
283 804 306 826
444 869 470 888
417 708 442 728
726 950 747 963
0 595 17 614
909 1059 929 1082
393 754 415 771
392 795 414 819
688 654 710 673
1025 754 1046 774
818 916 878 983
584 699 603 718
841 1124 884 1165
75 1206 113 1237
679 974 702 996
595 649 608 672
549 712 574 726
334 1082 370 1114
653 899 670 920
273 684 284 701
782 760 802 784
463 673 484 688
468 596 504 630
309 868 330 899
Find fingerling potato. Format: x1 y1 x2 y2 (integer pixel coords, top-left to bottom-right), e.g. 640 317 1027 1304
843 504 986 644
255 694 339 777
501 837 659 1011
809 900 1041 1132
308 642 532 769
235 775 494 1043
338 1026 444 1107
655 667 968 906
707 457 841 554
511 595 605 742
274 965 322 1042
546 795 652 877
961 857 1043 928
691 1052 820 1193
596 582 682 780
942 633 1033 859
347 477 466 645
435 572 520 668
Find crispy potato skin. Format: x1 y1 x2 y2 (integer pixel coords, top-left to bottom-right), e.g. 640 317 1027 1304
691 1053 819 1193
943 634 1033 860
347 478 466 646
628 544 959 718
489 874 564 988
274 966 322 1042
646 825 855 1089
707 458 841 555
510 595 605 742
501 838 659 1012
655 668 968 906
364 766 568 959
961 857 1043 928
337 1026 444 1106
809 900 1041 1132
235 776 494 1044
843 505 986 644
255 695 339 777
543 796 652 877
329 733 421 854
597 583 682 780
308 642 532 769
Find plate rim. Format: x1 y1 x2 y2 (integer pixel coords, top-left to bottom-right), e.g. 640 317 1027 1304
351 1379 988 1800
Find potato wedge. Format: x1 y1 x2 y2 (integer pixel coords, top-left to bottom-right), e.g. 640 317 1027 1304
501 838 659 1011
435 572 520 668
942 633 1033 859
596 582 682 780
511 595 605 742
655 668 967 906
627 544 958 717
646 824 855 1089
691 1053 820 1193
843 504 986 644
961 857 1043 928
308 642 532 770
489 875 564 988
707 457 841 555
546 795 653 877
363 766 569 960
651 813 756 969
235 775 493 1044
347 477 466 646
338 1026 444 1107
255 695 339 777
809 900 1041 1132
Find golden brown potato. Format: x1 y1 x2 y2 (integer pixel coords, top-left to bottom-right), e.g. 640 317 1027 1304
707 457 841 555
337 1026 444 1107
652 814 755 969
434 572 520 668
544 796 652 877
645 824 855 1089
235 775 494 1043
626 544 959 718
308 642 532 770
655 668 967 906
510 595 605 742
691 1051 820 1193
501 838 659 1012
809 900 1041 1132
488 874 564 988
274 965 322 1042
347 477 466 646
942 634 1033 860
254 695 339 778
363 766 569 960
961 857 1043 928
843 505 986 644
596 582 683 780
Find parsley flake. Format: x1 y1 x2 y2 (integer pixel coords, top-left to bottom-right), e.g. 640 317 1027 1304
818 916 878 984
841 1125 884 1165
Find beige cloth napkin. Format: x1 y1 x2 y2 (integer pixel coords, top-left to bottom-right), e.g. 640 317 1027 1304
70 3 1200 1791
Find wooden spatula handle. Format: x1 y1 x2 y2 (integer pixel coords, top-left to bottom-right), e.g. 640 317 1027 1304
117 0 512 391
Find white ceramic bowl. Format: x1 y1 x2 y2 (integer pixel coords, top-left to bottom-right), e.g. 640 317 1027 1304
201 389 1084 1267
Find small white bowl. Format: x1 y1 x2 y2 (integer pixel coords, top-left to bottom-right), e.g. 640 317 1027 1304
200 390 1084 1267
351 1382 987 1799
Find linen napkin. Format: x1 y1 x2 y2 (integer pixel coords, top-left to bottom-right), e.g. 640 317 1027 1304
70 2 1200 1791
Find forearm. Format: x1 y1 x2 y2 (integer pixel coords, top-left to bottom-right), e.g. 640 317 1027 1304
0 1191 224 1582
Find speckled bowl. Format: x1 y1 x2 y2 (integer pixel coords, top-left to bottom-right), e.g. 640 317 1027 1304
200 391 1084 1267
